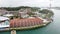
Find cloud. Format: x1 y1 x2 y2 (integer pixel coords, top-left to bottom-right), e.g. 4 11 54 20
0 0 60 7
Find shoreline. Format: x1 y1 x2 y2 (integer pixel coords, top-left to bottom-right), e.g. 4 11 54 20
0 20 52 31
0 7 54 31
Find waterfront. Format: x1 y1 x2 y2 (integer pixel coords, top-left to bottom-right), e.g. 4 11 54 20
0 9 60 34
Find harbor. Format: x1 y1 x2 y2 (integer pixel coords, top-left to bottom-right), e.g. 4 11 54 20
0 9 60 34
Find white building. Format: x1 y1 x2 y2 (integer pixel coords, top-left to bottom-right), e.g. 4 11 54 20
3 14 14 17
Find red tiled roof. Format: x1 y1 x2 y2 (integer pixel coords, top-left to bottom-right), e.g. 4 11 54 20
10 18 43 28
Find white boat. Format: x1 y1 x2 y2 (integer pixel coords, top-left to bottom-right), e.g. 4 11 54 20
0 16 10 28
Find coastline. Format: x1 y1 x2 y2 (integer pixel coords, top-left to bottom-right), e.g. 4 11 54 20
0 6 54 31
0 20 52 31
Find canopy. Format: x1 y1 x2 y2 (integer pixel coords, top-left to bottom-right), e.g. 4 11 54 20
0 16 9 21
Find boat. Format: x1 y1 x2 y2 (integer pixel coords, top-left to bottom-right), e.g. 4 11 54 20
0 16 10 31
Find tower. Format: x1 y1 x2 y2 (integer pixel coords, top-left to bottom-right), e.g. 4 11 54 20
49 0 52 9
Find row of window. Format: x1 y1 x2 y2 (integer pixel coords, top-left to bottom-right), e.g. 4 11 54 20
0 20 9 25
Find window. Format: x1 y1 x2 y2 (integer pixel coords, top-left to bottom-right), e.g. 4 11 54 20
5 20 9 25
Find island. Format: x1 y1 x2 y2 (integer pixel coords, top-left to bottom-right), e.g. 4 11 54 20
0 6 54 31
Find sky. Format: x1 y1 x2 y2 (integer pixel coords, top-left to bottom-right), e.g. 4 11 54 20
0 0 60 7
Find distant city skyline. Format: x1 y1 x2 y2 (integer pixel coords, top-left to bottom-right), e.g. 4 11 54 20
0 0 60 7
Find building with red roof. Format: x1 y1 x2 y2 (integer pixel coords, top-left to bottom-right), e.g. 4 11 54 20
10 17 43 28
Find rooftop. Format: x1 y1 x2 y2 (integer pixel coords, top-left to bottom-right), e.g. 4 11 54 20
10 17 43 28
0 16 9 21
